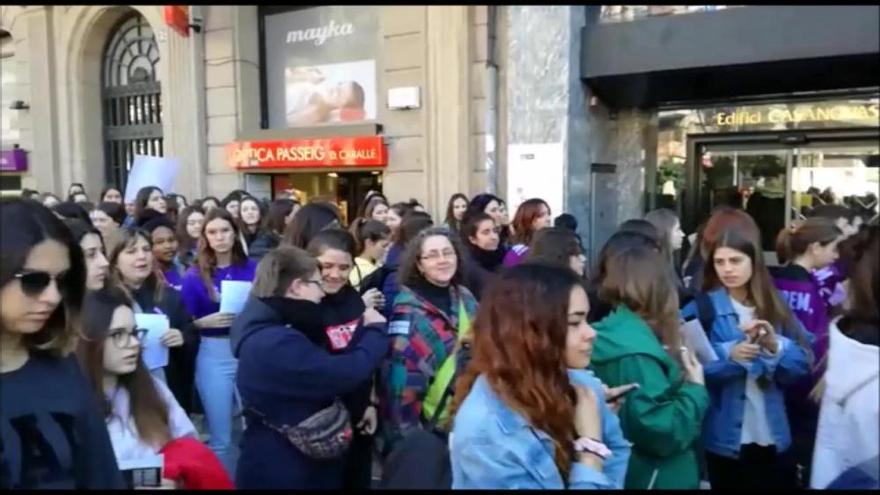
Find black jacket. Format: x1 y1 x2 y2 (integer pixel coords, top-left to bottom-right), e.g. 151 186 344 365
247 231 280 261
462 244 506 301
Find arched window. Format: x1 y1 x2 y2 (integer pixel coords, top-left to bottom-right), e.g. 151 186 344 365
101 12 162 191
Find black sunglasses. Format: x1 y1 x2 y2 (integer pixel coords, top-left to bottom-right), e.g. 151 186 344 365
14 270 71 297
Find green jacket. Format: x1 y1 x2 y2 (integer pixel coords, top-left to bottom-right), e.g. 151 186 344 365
590 306 709 489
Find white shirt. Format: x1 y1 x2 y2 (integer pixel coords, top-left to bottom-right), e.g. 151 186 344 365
105 377 197 464
729 297 776 447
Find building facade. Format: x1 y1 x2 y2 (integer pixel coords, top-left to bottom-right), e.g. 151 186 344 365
2 5 878 250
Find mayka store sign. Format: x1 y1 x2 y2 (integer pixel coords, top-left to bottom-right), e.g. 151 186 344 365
286 20 354 46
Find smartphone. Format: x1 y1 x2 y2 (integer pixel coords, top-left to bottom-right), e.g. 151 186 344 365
605 385 637 403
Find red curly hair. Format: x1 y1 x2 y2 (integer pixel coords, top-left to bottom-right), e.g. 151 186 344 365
450 263 582 482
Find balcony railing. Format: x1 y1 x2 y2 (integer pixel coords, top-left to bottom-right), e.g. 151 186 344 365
599 5 741 23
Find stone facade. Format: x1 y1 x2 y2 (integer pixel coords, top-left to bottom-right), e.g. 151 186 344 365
0 5 496 220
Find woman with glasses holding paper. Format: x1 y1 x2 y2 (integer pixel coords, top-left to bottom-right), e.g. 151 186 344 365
108 228 198 415
0 198 123 489
180 208 257 476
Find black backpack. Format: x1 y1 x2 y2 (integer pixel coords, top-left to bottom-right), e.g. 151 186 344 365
379 343 471 489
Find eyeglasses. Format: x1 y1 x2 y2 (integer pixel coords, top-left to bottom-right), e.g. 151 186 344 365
110 328 148 349
14 270 71 297
420 250 457 262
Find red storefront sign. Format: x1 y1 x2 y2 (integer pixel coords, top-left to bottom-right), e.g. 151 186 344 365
226 136 387 170
164 6 190 37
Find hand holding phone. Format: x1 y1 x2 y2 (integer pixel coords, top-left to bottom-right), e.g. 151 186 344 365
604 382 640 404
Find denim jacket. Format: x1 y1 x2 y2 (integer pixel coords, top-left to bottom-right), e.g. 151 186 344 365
450 369 631 489
681 288 811 458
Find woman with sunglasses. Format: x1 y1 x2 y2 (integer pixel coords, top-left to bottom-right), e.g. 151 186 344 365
180 208 257 475
1 198 123 489
76 287 200 489
108 228 198 415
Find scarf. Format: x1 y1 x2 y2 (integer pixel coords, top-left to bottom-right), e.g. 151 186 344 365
259 296 326 346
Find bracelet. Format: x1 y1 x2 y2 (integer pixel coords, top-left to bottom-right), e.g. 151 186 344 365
574 437 612 460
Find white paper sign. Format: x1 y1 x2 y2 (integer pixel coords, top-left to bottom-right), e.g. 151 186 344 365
680 319 719 365
136 314 170 371
219 280 253 315
506 143 565 220
123 155 182 203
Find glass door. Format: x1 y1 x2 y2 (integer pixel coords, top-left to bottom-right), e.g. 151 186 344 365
695 143 794 260
790 141 879 224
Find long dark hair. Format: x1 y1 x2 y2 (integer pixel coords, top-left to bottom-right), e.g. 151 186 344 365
197 208 249 302
840 225 879 335
78 287 172 448
1 199 86 355
53 201 93 225
176 205 205 258
134 186 164 224
703 227 810 351
100 185 122 203
444 193 469 233
452 263 584 482
266 199 299 237
350 218 391 257
282 202 340 249
527 227 584 274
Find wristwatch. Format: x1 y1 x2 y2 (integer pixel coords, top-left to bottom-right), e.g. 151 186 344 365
574 437 612 460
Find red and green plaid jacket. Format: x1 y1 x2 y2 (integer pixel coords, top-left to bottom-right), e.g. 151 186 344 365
381 284 478 451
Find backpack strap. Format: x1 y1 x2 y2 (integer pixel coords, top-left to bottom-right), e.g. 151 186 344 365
695 292 716 336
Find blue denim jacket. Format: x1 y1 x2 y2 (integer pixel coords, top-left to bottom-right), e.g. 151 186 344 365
681 288 811 458
450 369 631 489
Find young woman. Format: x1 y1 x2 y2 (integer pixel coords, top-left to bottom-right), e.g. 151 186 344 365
167 193 188 209
380 211 434 317
451 263 631 489
221 192 242 220
176 205 205 269
590 245 709 489
63 219 110 290
282 201 341 249
644 208 691 305
682 206 760 293
349 219 392 291
681 226 812 489
497 198 513 247
163 194 181 226
385 201 413 240
305 229 385 489
231 246 388 489
811 225 878 489
0 198 123 489
140 215 187 290
40 192 62 209
199 196 221 213
180 208 258 474
90 202 126 254
134 186 167 225
443 193 469 233
772 216 843 484
460 212 506 300
462 193 503 230
76 287 196 486
527 226 588 278
383 227 479 452
588 230 661 323
503 198 552 267
358 195 390 225
238 196 278 260
109 228 197 414
98 185 122 204
265 198 301 239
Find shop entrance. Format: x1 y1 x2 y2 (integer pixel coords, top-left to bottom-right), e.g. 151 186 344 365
681 129 879 261
271 171 382 225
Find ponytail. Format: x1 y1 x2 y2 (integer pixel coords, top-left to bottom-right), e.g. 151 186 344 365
350 219 390 256
775 218 842 265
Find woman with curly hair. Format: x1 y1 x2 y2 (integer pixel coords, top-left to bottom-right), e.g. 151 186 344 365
450 263 631 488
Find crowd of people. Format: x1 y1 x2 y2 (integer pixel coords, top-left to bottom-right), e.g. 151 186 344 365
1 183 877 490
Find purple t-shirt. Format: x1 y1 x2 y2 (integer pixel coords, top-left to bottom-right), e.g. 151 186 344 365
180 259 257 336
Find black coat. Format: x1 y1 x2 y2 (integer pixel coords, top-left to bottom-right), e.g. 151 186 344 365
247 231 280 261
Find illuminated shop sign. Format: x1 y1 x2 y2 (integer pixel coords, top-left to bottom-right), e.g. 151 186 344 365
226 136 386 169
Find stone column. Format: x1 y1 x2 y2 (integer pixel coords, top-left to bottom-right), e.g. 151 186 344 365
161 28 202 199
424 5 470 217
